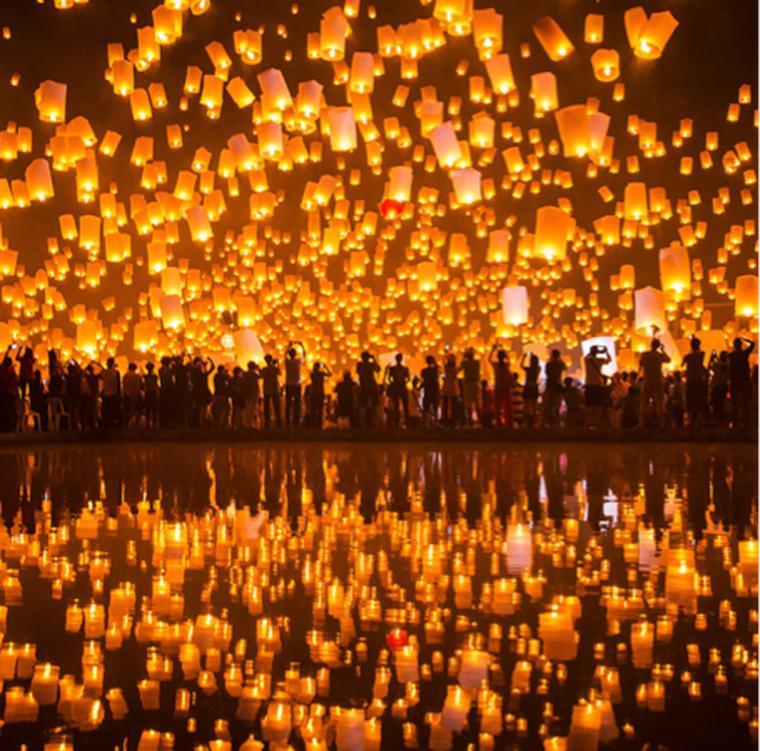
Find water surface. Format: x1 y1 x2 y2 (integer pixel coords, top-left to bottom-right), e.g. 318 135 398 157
0 442 754 750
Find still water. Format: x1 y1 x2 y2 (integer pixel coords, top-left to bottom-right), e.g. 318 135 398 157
0 442 754 750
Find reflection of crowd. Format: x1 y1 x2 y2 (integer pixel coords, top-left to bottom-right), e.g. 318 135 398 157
0 336 755 433
0 444 754 539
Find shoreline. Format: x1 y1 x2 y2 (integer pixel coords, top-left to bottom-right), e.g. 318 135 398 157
0 426 754 447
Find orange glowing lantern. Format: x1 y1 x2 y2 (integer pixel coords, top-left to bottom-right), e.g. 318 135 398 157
34 81 67 123
534 206 574 261
624 8 679 60
502 285 529 326
532 16 575 62
634 286 667 333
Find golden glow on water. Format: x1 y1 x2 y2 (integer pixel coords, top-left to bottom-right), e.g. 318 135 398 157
0 442 754 749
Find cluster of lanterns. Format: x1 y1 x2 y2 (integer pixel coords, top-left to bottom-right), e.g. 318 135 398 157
0 0 755 374
0 449 754 749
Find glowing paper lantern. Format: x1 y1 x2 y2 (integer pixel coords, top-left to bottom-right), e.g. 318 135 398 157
349 52 374 94
417 261 438 292
473 9 503 56
487 229 509 263
257 122 284 159
185 206 213 242
634 286 667 334
160 295 185 330
532 16 575 62
233 328 265 365
133 320 158 352
531 73 558 114
320 6 350 61
34 81 67 123
555 105 592 157
624 182 649 220
485 53 515 94
76 320 99 355
24 159 54 201
534 206 574 261
451 168 481 205
735 275 758 317
658 244 691 296
624 7 679 60
257 68 293 114
429 122 462 168
387 166 413 203
591 49 620 82
502 285 529 326
379 198 404 219
327 107 358 152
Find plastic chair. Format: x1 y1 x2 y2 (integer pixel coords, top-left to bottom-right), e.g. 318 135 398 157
18 398 41 432
47 398 70 431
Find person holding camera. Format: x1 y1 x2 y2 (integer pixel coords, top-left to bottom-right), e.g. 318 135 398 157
583 345 611 428
638 338 670 427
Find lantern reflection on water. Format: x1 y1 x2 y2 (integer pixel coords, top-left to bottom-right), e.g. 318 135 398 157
0 444 746 748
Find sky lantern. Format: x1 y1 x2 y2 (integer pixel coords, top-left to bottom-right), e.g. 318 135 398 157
634 286 667 333
235 29 263 65
257 68 293 115
111 59 134 96
451 168 482 205
484 53 515 95
434 0 474 35
532 16 575 62
133 319 158 352
129 89 152 121
257 122 284 160
104 233 130 263
555 105 594 157
296 80 323 119
625 7 679 60
378 198 404 220
487 229 509 263
735 275 758 317
327 107 358 151
76 320 99 356
659 244 691 297
34 81 67 123
233 328 265 365
429 122 462 168
624 182 649 220
584 13 604 44
591 49 620 82
469 112 495 148
534 206 574 261
417 261 438 292
502 285 528 326
320 6 350 61
472 9 503 58
185 206 213 242
160 294 185 330
24 159 54 201
387 166 412 203
227 77 255 109
349 52 375 94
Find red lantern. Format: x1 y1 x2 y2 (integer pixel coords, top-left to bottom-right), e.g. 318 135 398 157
386 627 409 650
379 198 404 219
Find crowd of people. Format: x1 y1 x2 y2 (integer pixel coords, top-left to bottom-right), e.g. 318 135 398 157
0 336 755 434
